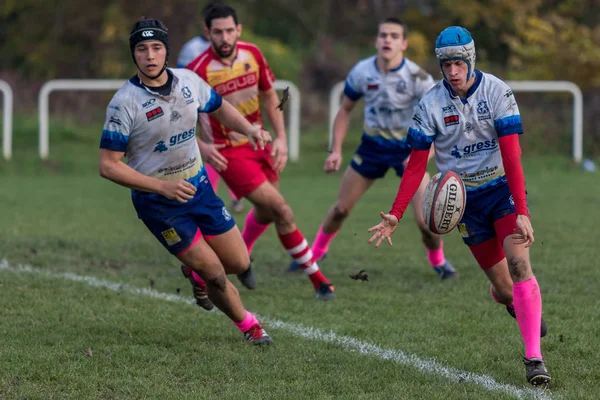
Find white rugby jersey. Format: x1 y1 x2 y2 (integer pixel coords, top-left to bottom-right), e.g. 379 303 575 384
344 56 436 143
407 70 523 191
177 36 210 68
100 68 222 183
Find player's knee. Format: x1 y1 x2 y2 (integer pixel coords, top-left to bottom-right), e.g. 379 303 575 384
508 256 529 281
332 203 350 222
205 271 228 292
271 200 294 225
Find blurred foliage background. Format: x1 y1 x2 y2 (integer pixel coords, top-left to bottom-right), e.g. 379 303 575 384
1 0 599 154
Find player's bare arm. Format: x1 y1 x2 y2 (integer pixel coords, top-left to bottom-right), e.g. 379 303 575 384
261 88 288 172
99 149 196 203
325 96 357 173
208 100 272 150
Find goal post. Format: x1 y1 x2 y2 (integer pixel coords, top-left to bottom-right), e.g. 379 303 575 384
0 80 14 161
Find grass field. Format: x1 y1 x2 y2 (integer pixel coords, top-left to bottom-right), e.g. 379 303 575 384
1 116 599 399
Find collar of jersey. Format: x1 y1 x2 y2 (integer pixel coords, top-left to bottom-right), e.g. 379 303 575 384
209 45 239 67
129 68 178 95
443 69 483 103
373 56 406 73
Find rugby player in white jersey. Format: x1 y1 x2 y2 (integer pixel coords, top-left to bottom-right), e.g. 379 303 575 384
99 18 272 345
289 18 457 280
368 26 550 385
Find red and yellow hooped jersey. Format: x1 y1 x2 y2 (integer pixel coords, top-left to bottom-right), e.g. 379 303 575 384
186 41 276 146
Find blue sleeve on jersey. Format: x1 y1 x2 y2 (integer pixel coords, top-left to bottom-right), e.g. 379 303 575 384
344 80 362 101
199 89 223 113
494 115 523 137
406 128 435 150
100 130 128 152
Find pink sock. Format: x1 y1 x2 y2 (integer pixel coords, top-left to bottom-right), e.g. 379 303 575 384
513 276 543 359
427 242 445 267
312 225 338 261
233 310 258 333
205 164 220 192
241 209 270 254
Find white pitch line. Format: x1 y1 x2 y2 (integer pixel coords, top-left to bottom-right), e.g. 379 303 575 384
0 259 552 400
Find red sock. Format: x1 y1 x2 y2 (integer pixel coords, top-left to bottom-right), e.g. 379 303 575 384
278 229 329 289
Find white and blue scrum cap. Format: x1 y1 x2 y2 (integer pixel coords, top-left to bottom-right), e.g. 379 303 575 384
435 26 476 81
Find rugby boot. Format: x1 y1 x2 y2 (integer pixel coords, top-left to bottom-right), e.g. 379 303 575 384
523 357 551 386
180 265 214 311
315 282 335 301
433 260 458 280
244 323 272 345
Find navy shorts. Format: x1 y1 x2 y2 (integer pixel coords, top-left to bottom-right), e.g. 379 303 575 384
457 180 528 246
350 134 412 179
131 170 236 254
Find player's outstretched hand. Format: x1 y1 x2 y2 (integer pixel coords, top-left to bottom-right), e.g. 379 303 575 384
271 138 288 172
202 143 228 172
513 214 535 248
324 151 342 173
247 127 272 151
367 212 399 248
160 180 197 203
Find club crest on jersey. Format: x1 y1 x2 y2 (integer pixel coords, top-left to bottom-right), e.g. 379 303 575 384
244 63 251 72
181 87 192 98
444 115 459 126
396 79 407 93
146 107 164 121
477 100 491 121
465 122 474 133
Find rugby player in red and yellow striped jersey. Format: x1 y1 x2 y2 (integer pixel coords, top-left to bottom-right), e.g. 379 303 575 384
185 3 334 301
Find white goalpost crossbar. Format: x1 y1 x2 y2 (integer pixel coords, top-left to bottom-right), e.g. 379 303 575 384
329 80 584 163
0 80 14 161
38 79 300 161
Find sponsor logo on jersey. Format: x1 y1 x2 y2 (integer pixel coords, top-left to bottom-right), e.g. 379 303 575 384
465 122 474 133
451 139 498 159
146 107 164 121
412 113 423 126
153 127 196 153
214 72 257 96
367 83 379 90
153 140 168 153
109 115 122 126
142 98 156 108
444 115 459 126
442 105 457 114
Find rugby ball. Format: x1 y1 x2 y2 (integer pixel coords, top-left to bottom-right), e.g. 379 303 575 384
422 171 466 235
